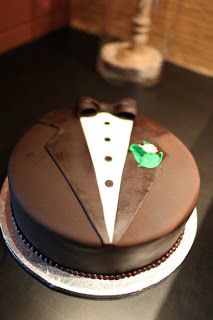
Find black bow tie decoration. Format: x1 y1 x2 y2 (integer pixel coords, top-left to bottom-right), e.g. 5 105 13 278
76 96 137 119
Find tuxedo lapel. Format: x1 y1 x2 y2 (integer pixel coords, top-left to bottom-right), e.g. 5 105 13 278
39 110 110 244
39 110 166 245
113 116 166 243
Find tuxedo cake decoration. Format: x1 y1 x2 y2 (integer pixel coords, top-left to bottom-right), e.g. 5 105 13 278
4 97 200 280
79 97 136 242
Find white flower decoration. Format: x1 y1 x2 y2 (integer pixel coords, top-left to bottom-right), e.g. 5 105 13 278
140 143 158 154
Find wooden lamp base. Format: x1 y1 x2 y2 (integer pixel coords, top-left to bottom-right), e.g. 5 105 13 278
98 41 163 87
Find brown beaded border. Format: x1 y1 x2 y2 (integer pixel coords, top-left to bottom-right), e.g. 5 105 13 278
11 212 184 280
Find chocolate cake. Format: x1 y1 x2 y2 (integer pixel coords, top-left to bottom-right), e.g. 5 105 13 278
7 97 200 279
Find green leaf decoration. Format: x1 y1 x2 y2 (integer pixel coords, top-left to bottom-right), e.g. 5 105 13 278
129 142 163 169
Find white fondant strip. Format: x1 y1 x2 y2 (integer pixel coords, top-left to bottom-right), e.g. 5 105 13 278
80 112 133 242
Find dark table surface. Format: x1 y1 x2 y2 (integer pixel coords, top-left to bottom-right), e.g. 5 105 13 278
0 28 213 320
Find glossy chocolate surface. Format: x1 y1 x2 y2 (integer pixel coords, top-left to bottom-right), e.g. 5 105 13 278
8 107 200 274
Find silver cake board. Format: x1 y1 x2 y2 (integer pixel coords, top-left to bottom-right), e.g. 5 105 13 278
0 178 197 299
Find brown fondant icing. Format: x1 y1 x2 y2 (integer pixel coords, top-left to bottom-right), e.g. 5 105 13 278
7 104 200 275
44 116 110 244
114 116 167 243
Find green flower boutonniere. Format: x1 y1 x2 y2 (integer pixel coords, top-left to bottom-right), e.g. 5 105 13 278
129 140 163 169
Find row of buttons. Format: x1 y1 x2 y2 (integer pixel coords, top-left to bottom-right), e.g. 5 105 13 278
104 121 113 187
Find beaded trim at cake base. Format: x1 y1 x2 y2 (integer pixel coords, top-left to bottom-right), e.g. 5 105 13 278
0 178 198 299
11 210 184 281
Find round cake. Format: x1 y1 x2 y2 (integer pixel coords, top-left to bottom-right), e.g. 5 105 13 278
7 97 200 279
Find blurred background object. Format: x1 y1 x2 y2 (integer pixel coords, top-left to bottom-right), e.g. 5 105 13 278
0 0 68 53
97 0 180 87
69 0 213 77
0 0 212 78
